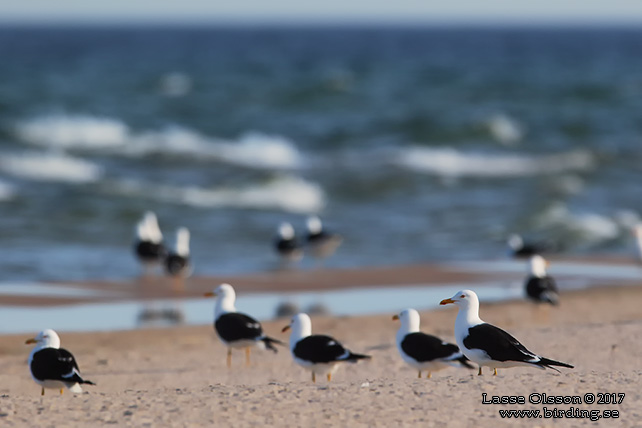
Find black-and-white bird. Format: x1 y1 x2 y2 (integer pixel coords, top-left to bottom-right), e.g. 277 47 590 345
440 289 573 376
393 308 473 378
274 222 304 265
305 216 343 261
134 211 166 274
26 329 95 396
205 283 283 368
165 227 192 291
525 255 559 305
507 234 550 259
282 313 371 383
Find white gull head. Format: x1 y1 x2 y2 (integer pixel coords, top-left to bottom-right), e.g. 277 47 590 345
440 289 484 346
175 227 190 256
393 308 420 335
282 313 312 350
306 216 323 235
26 329 62 364
529 255 548 277
143 211 163 244
26 329 61 351
208 283 237 318
278 222 295 240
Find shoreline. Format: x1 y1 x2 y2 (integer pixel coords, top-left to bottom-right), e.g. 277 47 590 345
0 287 642 427
0 284 640 426
1 255 640 308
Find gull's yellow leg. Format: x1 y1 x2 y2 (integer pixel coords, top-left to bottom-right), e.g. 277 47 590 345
493 368 498 376
60 388 64 395
478 367 483 376
245 347 251 367
327 373 331 382
41 387 45 396
418 371 422 378
312 372 316 383
427 372 432 379
227 349 232 368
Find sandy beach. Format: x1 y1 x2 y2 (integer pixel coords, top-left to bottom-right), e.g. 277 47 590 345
0 279 640 427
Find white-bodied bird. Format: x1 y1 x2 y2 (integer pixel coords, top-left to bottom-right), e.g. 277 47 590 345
205 283 283 368
305 216 343 261
133 211 166 274
165 227 192 291
282 313 370 383
525 255 559 305
274 222 304 265
440 290 573 376
393 308 473 378
26 329 95 396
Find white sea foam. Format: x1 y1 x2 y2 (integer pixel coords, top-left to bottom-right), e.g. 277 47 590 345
15 114 129 149
0 152 103 183
534 204 623 243
395 147 595 178
15 115 302 170
107 175 324 214
129 128 302 169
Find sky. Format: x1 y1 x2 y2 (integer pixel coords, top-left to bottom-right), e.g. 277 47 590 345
1 0 642 25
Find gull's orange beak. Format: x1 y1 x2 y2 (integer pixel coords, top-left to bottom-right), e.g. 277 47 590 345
440 298 455 305
392 314 400 321
204 291 216 297
281 325 291 333
25 338 37 344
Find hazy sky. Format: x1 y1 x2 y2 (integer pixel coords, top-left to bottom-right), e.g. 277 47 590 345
2 0 642 25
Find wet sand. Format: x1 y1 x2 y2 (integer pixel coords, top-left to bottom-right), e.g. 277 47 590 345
0 281 641 427
2 255 640 307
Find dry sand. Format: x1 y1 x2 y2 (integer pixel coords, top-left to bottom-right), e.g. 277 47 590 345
0 284 641 427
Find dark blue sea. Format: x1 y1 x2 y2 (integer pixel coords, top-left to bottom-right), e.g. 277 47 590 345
1 25 641 282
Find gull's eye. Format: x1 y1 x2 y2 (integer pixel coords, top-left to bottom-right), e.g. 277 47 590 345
460 295 465 298
43 335 49 338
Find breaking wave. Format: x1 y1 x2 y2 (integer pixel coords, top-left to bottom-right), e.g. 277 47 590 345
14 115 302 170
395 147 595 178
15 114 129 150
533 204 637 244
127 128 302 169
105 175 325 214
0 152 103 183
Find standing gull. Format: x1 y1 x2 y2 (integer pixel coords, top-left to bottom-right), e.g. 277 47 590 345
525 255 559 305
205 283 283 368
274 222 303 266
133 211 166 275
26 329 95 396
165 227 192 292
282 313 370 383
393 309 473 378
440 290 573 375
305 216 343 262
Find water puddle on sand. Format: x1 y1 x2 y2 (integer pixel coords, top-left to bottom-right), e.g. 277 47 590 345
1 259 639 334
0 281 518 334
0 283 123 298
